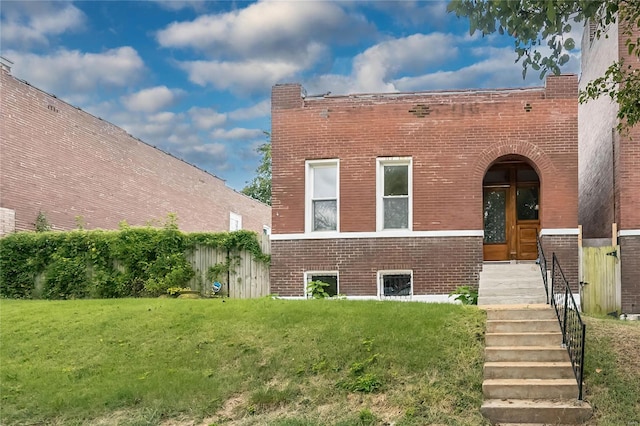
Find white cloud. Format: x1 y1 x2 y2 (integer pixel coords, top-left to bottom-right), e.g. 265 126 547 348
5 47 145 96
188 107 228 130
156 0 373 59
352 33 458 92
228 100 270 121
392 46 580 92
122 86 183 113
187 143 227 156
368 1 449 28
178 143 232 172
211 128 264 140
151 0 209 12
178 56 310 93
0 1 86 48
304 33 458 95
159 0 374 93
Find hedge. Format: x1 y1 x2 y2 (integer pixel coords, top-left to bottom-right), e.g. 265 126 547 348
0 221 268 300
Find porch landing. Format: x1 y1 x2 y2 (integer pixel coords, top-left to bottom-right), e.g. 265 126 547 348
478 262 547 306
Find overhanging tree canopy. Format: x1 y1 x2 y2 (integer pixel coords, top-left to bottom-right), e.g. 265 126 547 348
447 0 640 131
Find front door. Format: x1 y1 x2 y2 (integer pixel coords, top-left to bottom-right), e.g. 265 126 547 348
483 162 540 261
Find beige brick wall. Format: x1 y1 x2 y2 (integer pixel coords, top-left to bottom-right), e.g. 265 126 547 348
0 67 271 234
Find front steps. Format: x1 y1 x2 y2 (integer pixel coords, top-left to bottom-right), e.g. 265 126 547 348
481 305 592 425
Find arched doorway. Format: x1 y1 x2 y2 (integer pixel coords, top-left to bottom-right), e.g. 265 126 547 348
483 156 540 261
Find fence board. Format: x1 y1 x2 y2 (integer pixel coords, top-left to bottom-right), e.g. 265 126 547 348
581 245 621 315
187 235 270 298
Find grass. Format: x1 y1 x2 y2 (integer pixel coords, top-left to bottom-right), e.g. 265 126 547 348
583 315 640 426
0 298 487 426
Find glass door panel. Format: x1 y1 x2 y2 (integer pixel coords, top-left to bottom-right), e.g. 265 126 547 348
516 186 539 220
484 189 507 244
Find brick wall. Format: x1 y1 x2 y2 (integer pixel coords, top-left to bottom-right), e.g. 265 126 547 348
272 76 578 235
271 76 579 296
0 67 270 234
617 24 640 231
541 234 579 292
271 237 482 297
579 22 640 236
578 22 640 312
577 19 618 238
620 236 640 313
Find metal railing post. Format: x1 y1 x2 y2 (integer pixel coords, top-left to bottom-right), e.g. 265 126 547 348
562 287 569 345
578 324 586 400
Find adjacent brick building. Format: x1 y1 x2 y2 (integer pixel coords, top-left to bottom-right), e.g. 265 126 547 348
271 75 579 300
579 21 640 314
0 64 270 235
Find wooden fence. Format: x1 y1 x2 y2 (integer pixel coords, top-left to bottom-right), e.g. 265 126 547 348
579 225 621 315
187 235 270 298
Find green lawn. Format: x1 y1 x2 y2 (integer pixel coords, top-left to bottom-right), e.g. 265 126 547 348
0 298 488 426
2 299 637 425
583 316 640 426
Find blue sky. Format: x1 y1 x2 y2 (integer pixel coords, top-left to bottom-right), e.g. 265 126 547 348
0 1 582 191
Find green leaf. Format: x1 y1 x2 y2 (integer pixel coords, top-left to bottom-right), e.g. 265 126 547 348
558 54 570 66
564 38 576 50
546 2 556 23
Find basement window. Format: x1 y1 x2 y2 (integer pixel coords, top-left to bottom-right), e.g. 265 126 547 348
378 270 412 299
305 271 338 298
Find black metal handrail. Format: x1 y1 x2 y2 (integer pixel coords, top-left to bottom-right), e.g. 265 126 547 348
550 253 586 401
536 234 549 304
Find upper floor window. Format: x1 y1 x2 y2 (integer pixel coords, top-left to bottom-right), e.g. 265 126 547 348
229 212 242 231
306 159 339 232
377 158 412 231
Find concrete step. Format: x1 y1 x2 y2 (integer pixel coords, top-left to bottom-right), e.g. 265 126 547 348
485 346 569 362
478 276 542 285
484 307 556 320
483 378 579 399
487 319 559 333
479 287 546 296
484 361 574 380
481 262 540 272
481 399 592 424
480 272 541 281
479 295 548 305
485 332 563 347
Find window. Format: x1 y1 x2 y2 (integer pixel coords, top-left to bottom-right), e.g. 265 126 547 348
306 160 339 232
305 271 338 298
263 225 271 236
229 212 242 231
378 270 412 298
377 158 412 231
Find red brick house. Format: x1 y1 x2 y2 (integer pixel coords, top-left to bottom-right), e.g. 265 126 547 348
0 63 271 235
579 21 640 314
270 75 579 300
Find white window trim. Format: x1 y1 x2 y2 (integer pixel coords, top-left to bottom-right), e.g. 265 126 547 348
305 159 340 233
263 225 271 236
304 271 339 298
376 157 412 232
377 270 413 300
229 212 242 231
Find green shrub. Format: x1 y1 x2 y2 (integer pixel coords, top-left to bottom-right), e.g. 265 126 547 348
449 285 478 305
0 220 267 300
306 280 330 299
43 254 89 299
